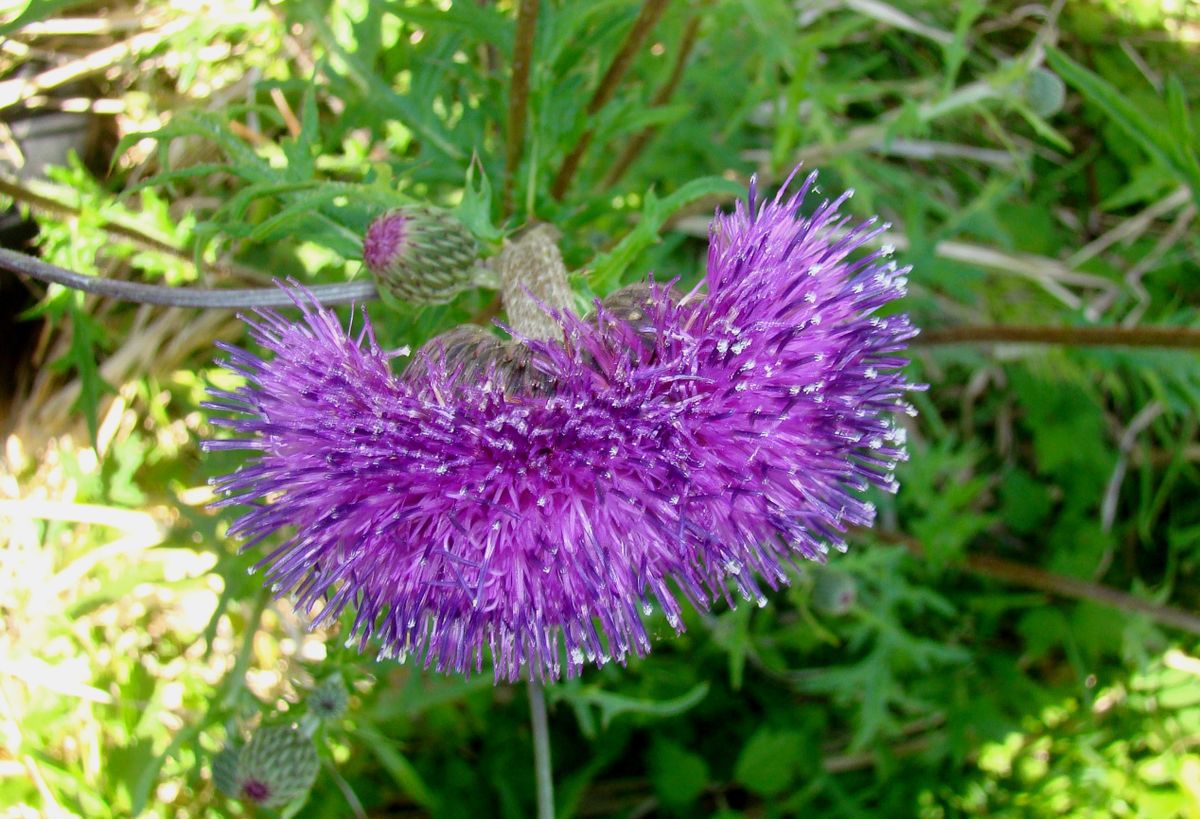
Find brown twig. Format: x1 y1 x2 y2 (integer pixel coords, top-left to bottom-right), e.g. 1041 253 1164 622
602 14 701 188
269 87 302 137
874 530 1200 636
549 0 672 201
963 553 1200 635
916 324 1200 350
504 0 540 218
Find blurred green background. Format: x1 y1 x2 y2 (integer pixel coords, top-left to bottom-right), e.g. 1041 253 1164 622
1 0 1200 816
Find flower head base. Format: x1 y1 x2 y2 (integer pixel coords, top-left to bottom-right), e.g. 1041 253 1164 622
362 205 482 305
204 172 917 682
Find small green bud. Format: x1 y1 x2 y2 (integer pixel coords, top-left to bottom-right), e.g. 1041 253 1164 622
363 205 483 305
308 674 350 720
226 725 319 809
811 567 857 617
1024 68 1066 118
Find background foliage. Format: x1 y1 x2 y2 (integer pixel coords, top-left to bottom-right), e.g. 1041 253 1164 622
2 0 1200 816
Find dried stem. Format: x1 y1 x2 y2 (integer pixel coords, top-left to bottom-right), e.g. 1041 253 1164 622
504 0 540 217
602 14 701 188
0 247 377 308
963 553 1200 635
917 324 1200 350
875 531 1200 636
0 17 188 109
549 0 671 200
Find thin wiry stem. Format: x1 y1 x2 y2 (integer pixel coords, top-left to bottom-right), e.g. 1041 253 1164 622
1 247 378 308
549 0 672 200
528 682 555 819
504 0 540 217
602 14 701 188
917 324 1200 349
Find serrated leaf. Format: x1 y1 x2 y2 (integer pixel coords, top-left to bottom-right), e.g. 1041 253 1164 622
552 681 709 732
301 3 464 162
650 741 710 806
64 296 111 447
734 729 806 797
456 158 504 245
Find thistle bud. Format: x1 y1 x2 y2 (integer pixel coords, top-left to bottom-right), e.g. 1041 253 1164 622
811 567 857 617
363 205 483 305
1024 67 1065 118
218 725 319 808
405 325 553 396
308 674 349 720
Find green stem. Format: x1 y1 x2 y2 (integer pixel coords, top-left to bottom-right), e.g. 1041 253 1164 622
528 681 555 819
1 247 378 308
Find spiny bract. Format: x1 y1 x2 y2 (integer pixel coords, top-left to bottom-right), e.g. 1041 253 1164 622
204 172 917 682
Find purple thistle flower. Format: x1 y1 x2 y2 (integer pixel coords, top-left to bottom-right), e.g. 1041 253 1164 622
203 172 917 682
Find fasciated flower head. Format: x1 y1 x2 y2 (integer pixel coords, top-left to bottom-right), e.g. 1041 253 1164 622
362 205 482 305
204 172 917 682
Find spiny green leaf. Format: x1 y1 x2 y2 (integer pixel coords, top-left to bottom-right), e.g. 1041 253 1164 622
552 681 709 731
63 296 111 448
587 176 743 292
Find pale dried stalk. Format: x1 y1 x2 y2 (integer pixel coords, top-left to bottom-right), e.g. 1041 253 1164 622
0 17 188 110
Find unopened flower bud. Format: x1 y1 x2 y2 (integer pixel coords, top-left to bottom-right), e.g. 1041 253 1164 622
811 567 857 616
363 205 483 305
221 725 319 808
405 325 553 396
308 675 349 720
1024 68 1065 118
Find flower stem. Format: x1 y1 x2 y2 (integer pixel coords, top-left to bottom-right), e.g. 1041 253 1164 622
527 681 555 819
549 0 671 200
1 246 378 308
603 14 702 189
504 0 540 218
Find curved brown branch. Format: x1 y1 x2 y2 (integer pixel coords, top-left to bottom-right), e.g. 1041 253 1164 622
873 530 1200 636
503 0 540 217
917 324 1200 350
603 14 701 188
550 0 672 201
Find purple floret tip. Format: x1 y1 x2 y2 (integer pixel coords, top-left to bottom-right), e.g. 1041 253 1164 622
205 171 918 682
